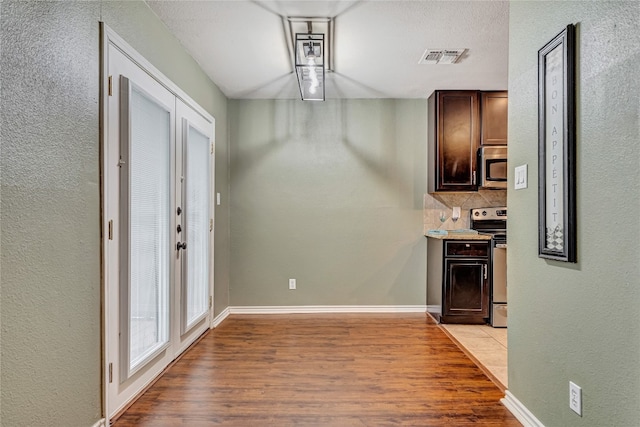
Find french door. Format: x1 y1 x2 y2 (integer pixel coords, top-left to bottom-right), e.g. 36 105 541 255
103 29 214 419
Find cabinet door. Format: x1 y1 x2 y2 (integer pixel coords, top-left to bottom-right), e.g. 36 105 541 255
434 91 480 191
442 259 489 323
481 91 508 145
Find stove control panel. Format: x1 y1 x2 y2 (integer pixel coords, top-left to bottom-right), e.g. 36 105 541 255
471 207 507 221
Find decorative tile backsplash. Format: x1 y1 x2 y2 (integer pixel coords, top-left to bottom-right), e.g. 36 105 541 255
423 190 507 233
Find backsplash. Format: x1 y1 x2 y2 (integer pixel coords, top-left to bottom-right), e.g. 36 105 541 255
423 190 507 232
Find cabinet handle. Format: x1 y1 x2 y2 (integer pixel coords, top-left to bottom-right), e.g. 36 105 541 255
483 264 488 280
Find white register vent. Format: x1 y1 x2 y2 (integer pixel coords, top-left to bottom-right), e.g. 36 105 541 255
419 48 467 65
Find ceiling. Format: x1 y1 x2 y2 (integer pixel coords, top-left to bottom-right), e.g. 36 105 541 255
146 1 509 99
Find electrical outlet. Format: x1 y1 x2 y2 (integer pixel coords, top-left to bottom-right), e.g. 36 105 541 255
569 381 582 416
289 278 296 290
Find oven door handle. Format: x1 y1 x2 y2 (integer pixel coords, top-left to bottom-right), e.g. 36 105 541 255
483 264 488 280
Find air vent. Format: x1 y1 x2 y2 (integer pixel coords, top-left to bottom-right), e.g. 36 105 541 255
419 48 466 65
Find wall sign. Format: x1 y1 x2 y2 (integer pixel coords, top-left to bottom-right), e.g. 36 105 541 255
538 24 577 263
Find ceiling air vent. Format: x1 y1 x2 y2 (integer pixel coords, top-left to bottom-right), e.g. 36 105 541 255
419 48 466 65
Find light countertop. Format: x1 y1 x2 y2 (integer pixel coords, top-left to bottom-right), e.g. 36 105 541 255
425 232 492 241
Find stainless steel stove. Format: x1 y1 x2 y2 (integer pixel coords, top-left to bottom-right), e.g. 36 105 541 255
470 207 507 327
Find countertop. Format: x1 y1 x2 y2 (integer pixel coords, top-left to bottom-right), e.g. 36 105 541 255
425 231 492 241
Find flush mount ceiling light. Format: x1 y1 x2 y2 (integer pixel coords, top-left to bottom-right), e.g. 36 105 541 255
295 32 325 101
419 48 467 65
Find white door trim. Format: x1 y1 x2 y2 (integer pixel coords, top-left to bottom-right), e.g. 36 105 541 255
100 22 215 421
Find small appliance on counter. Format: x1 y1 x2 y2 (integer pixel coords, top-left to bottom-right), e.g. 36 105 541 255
470 207 507 327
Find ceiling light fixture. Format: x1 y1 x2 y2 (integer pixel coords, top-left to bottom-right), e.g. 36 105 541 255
295 31 325 101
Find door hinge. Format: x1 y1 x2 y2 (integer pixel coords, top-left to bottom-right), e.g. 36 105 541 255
209 219 213 232
108 75 113 96
108 220 113 240
108 363 113 383
209 295 213 309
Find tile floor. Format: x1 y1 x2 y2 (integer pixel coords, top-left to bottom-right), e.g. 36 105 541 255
440 324 508 390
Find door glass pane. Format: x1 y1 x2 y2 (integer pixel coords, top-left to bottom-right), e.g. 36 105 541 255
184 124 210 329
128 85 171 371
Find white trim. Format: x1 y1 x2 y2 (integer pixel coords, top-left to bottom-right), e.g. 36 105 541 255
228 305 427 315
101 23 216 420
501 390 545 427
102 24 213 124
91 419 107 427
426 304 441 314
212 307 231 327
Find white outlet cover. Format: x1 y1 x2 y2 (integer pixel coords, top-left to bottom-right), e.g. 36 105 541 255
514 164 528 190
569 381 582 416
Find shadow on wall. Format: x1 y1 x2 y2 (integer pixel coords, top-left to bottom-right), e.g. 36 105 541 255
338 99 426 211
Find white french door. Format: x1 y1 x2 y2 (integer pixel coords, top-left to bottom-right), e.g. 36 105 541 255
103 27 214 420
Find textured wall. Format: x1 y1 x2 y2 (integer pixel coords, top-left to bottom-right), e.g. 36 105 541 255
229 99 426 307
1 2 102 425
508 2 640 425
0 1 229 425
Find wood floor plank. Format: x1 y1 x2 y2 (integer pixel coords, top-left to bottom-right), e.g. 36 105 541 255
113 313 521 426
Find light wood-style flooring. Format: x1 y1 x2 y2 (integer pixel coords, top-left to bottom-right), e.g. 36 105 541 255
113 313 521 426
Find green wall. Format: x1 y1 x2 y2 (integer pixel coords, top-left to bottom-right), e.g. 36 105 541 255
229 100 427 307
507 2 640 425
0 2 229 425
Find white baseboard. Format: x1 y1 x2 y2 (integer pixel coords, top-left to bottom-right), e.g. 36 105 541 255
501 390 545 427
211 307 230 328
228 305 427 315
426 304 441 314
90 419 106 427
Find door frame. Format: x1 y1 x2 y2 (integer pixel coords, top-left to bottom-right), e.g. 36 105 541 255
99 23 215 420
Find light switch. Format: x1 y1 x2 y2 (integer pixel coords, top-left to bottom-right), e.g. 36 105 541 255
515 165 528 190
216 192 221 205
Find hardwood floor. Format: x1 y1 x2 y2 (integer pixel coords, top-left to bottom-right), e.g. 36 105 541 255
113 314 521 426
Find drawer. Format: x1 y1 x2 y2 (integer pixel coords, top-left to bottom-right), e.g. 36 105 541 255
445 241 489 257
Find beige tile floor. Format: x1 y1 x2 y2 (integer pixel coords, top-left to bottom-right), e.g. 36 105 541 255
440 324 508 390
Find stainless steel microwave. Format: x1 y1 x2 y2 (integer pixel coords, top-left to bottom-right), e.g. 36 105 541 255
477 146 508 189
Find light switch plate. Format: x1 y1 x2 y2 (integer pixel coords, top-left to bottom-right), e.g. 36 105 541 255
515 164 528 190
569 381 582 416
216 192 221 205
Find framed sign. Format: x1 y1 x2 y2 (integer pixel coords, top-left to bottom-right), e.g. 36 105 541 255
538 24 577 262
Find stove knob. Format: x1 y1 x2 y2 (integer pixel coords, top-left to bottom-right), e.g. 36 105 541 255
474 211 480 216
482 211 487 216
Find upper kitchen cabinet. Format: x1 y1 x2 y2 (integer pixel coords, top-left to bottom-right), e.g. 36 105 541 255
480 91 508 145
428 90 480 192
428 90 508 192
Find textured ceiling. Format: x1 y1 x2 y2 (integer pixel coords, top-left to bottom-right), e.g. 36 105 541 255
146 1 509 99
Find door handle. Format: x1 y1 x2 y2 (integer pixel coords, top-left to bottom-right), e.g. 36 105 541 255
483 264 488 280
177 242 187 251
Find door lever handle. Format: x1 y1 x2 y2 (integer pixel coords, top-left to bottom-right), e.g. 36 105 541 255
177 242 187 251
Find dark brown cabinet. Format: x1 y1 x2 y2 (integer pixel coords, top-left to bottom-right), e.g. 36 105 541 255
428 90 508 192
481 91 508 145
427 238 490 324
428 91 480 192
